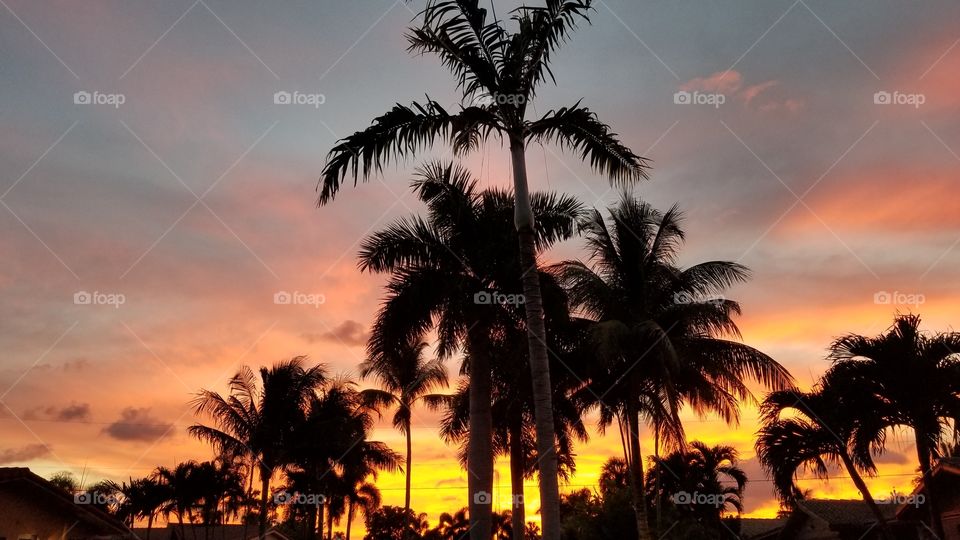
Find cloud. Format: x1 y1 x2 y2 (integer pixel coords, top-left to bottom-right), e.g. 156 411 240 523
679 70 743 94
23 402 91 422
0 444 52 464
102 408 174 442
302 320 368 347
678 70 803 112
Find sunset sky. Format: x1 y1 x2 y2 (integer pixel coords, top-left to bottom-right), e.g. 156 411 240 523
2 0 960 534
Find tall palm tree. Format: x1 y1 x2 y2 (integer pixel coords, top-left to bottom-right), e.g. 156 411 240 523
190 357 327 539
557 194 792 539
359 161 582 538
646 441 746 532
755 384 892 538
825 313 960 538
318 4 650 536
359 337 449 537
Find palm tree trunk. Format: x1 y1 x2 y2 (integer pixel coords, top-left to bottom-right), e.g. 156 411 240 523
509 133 561 540
654 426 661 534
146 514 153 540
326 504 333 540
625 400 654 540
466 329 494 540
837 452 893 540
258 466 270 540
914 433 945 538
404 424 413 540
346 499 354 540
509 419 526 540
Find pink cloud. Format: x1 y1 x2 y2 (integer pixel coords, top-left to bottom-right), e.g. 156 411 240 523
678 70 802 113
679 70 743 94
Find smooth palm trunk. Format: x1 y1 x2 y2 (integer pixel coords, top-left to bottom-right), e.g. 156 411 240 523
404 426 413 539
467 330 494 540
626 402 654 540
346 499 354 540
258 467 270 540
914 435 945 538
509 136 562 540
509 420 526 540
327 507 334 540
838 452 893 540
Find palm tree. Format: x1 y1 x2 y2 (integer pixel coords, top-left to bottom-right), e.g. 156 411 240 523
359 336 449 537
755 384 892 538
155 462 202 537
190 357 327 538
557 194 792 539
115 475 170 534
646 441 746 533
318 4 650 536
825 313 960 538
359 161 582 538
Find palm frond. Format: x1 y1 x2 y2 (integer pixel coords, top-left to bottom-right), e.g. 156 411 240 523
528 101 650 184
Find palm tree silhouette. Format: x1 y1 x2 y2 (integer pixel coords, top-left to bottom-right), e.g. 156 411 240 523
556 194 792 539
318 4 649 536
439 328 589 540
756 384 893 538
646 441 746 534
359 336 449 538
825 313 960 538
189 357 327 538
358 160 582 538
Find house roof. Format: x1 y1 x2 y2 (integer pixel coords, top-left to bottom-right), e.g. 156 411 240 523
798 498 897 526
895 456 960 519
131 525 290 540
737 518 786 539
0 467 132 535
